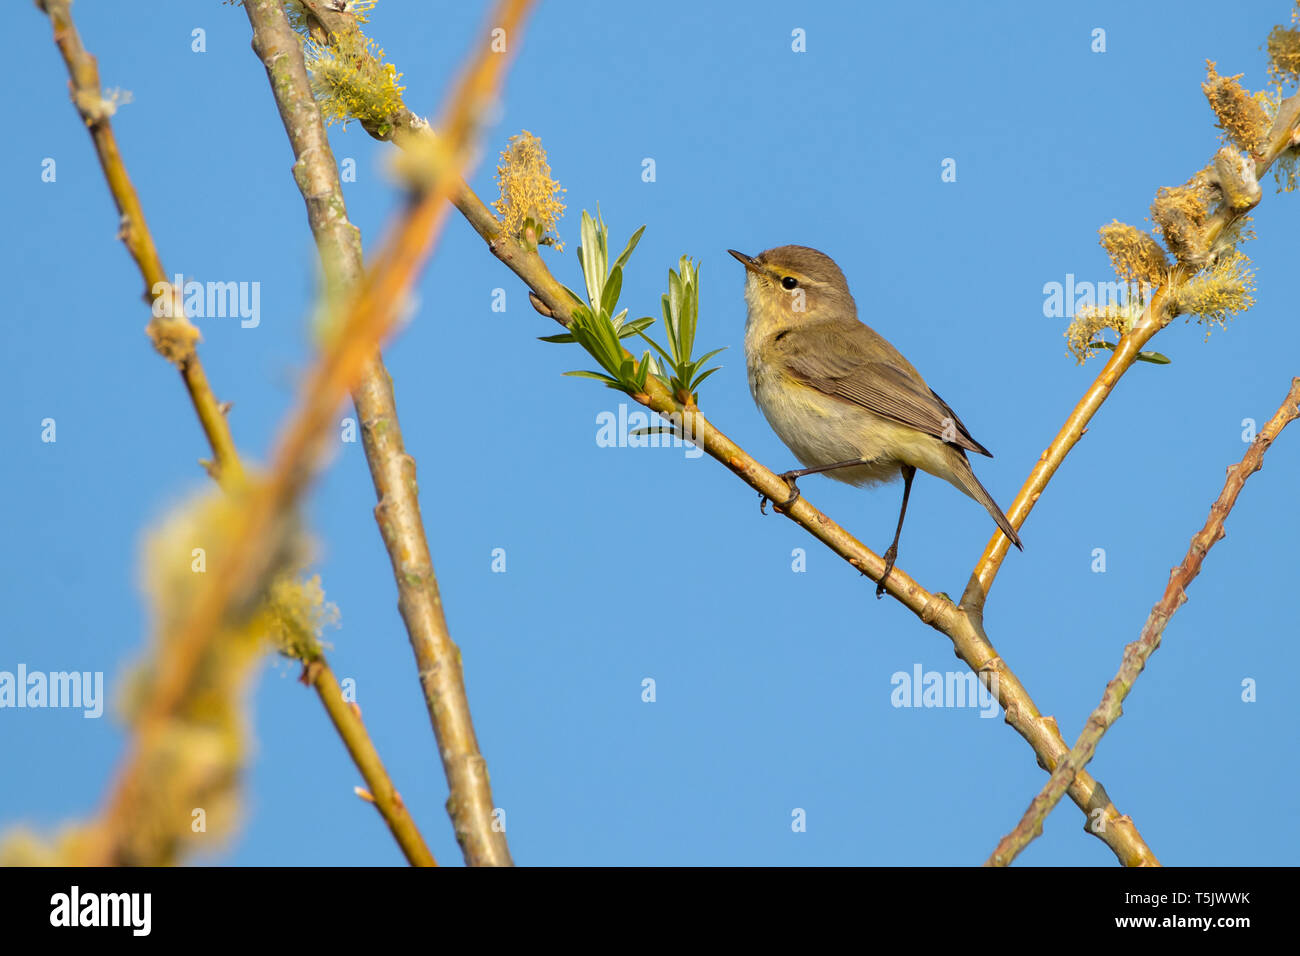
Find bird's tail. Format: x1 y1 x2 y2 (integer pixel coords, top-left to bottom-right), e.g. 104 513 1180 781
951 456 1023 551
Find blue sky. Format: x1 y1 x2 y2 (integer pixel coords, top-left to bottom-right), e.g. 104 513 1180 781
2 0 1298 866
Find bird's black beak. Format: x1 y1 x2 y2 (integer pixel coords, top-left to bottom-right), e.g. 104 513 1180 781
728 249 760 271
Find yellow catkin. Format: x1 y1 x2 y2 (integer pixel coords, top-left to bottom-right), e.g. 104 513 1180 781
493 131 566 250
1202 60 1271 154
1151 168 1215 265
1098 221 1168 288
1065 305 1133 364
1166 250 1256 336
303 29 406 136
1267 24 1300 82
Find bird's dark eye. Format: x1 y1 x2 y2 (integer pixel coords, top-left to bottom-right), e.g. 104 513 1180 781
781 276 799 290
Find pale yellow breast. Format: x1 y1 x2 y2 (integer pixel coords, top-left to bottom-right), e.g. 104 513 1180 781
745 328 901 487
744 312 968 489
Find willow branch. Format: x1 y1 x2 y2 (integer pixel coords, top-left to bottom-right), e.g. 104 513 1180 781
242 0 513 866
967 90 1300 603
987 377 1300 866
431 219 1159 862
297 13 1161 865
448 166 1160 866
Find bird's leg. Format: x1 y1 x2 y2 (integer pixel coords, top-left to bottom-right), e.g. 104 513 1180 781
876 465 916 599
759 458 866 514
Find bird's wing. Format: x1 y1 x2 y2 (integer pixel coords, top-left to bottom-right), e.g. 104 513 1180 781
776 323 992 457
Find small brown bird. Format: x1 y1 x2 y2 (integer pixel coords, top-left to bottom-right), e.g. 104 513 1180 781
730 245 1022 595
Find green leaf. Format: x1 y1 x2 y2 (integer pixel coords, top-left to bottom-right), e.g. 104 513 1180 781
564 369 620 386
1086 340 1171 365
594 207 610 277
613 225 647 273
597 311 624 356
601 265 623 319
638 331 676 367
617 316 655 338
578 211 602 306
537 332 577 343
667 269 684 330
580 210 598 263
688 366 722 390
684 263 700 356
633 351 652 390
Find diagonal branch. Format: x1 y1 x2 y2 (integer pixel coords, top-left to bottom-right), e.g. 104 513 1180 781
967 92 1300 603
304 659 437 865
430 199 1163 863
986 376 1300 866
449 161 1161 866
242 0 513 866
37 0 434 867
293 12 1160 865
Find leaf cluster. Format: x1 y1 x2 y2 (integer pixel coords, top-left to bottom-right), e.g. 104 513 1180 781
542 210 723 404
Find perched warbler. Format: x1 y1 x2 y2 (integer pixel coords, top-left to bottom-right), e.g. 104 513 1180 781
729 245 1023 595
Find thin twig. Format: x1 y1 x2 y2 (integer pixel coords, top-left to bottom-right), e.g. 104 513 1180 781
304 659 437 866
242 0 513 866
986 377 1300 866
38 0 242 487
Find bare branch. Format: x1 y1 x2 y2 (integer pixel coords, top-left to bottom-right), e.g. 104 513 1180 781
986 376 1300 866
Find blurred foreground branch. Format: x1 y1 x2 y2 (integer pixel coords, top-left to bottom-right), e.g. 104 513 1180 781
242 0 518 866
30 0 439 866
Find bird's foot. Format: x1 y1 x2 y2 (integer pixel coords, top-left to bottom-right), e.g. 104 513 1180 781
875 544 899 600
759 472 802 515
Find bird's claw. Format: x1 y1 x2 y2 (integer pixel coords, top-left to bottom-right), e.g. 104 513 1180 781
759 473 802 515
875 544 899 599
